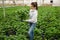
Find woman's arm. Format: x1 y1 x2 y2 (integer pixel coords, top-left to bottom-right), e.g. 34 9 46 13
24 11 37 23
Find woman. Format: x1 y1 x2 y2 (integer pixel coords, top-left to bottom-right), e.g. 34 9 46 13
24 2 38 40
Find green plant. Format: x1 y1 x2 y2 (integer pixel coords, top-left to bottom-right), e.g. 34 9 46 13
0 6 60 40
14 8 29 21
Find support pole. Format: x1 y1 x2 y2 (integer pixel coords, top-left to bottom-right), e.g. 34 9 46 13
2 0 5 18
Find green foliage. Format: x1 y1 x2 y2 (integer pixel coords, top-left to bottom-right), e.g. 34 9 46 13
14 8 29 21
0 7 29 40
37 6 60 40
0 6 60 40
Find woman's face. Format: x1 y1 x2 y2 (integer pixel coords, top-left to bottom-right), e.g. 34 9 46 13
30 4 34 9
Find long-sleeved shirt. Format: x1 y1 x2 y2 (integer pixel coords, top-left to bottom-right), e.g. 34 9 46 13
25 9 38 23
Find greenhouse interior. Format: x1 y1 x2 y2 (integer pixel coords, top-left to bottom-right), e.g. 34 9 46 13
0 0 60 40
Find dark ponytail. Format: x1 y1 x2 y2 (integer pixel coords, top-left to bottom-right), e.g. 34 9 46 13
31 2 38 10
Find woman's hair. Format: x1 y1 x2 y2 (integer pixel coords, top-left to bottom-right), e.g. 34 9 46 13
31 2 38 10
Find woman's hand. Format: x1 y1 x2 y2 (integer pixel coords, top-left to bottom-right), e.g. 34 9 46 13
23 20 27 22
20 20 26 22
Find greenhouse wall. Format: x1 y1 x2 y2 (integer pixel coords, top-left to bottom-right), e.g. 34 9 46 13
0 0 60 6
